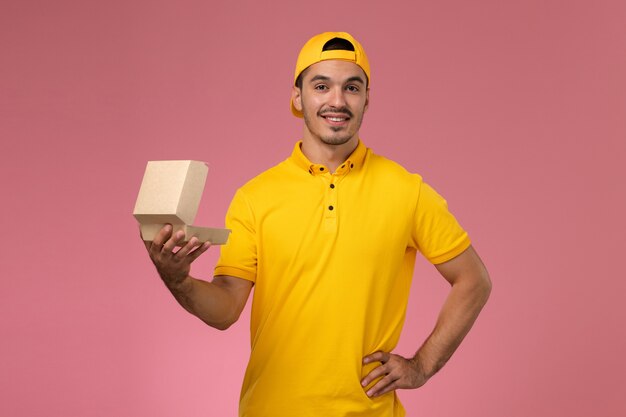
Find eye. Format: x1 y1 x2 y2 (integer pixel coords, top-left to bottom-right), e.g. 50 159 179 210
314 84 328 91
346 85 360 93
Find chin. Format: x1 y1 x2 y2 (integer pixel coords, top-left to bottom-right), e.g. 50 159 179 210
320 136 353 146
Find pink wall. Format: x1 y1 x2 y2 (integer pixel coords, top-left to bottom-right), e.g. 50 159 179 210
2 1 625 416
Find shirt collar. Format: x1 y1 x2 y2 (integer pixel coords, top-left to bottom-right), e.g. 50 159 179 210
290 140 367 176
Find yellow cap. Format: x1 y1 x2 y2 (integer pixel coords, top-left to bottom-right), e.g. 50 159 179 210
291 32 370 118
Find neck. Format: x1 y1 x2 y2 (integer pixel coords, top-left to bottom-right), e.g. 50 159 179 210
300 136 359 173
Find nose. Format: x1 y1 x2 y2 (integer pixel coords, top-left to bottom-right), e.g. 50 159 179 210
329 87 347 109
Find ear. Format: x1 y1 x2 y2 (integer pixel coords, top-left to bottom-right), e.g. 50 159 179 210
292 85 303 112
364 87 370 112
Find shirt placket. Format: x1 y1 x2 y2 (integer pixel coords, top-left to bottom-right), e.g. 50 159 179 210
310 161 352 233
324 174 338 233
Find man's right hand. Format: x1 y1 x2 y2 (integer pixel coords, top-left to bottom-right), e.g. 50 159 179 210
143 224 211 289
141 224 252 330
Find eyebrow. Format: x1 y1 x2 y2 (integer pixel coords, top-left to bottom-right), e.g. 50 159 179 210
309 75 331 83
309 75 366 85
345 76 366 85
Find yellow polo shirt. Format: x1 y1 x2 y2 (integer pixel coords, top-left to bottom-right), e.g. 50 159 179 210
215 140 471 417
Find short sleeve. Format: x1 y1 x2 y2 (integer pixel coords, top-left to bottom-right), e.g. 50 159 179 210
411 180 471 264
214 189 257 282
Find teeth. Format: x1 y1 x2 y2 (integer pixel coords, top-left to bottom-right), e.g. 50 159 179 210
327 117 346 122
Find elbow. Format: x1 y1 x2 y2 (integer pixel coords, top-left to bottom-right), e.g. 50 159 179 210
203 310 242 331
459 268 491 307
479 270 492 305
204 317 236 331
213 321 234 331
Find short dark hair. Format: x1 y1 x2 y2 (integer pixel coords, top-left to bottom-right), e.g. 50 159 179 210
295 37 356 89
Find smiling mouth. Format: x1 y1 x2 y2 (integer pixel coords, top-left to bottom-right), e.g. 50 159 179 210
320 113 352 127
324 116 348 122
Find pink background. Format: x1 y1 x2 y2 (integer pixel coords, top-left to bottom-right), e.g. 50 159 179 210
1 1 625 416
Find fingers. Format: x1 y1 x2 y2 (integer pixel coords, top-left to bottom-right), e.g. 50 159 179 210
175 238 210 260
360 351 390 389
361 352 422 397
363 351 390 365
187 241 211 262
361 360 400 397
173 237 197 258
163 230 186 252
367 375 400 397
147 225 210 260
361 362 388 388
148 224 173 255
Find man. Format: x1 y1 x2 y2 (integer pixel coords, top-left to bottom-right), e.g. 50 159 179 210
144 32 491 416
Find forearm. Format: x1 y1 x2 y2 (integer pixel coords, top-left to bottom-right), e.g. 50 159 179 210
361 248 490 396
412 273 491 378
144 226 252 330
166 276 243 330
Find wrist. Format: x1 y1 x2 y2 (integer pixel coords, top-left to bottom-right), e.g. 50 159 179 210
410 353 439 380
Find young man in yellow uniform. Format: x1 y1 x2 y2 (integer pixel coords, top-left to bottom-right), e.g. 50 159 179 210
144 32 492 416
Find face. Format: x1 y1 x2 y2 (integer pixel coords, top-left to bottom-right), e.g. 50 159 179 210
292 60 369 147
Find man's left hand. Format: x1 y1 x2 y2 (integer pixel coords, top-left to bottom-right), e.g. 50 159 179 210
361 351 428 397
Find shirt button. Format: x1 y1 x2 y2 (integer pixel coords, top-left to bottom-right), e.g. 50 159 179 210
328 205 334 210
330 184 335 189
